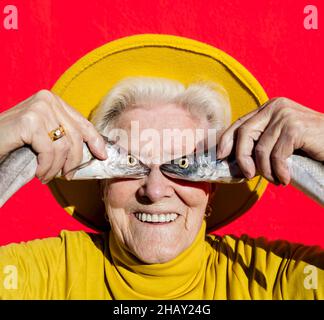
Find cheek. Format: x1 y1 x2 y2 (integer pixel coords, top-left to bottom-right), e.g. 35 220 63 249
104 179 139 208
175 182 210 209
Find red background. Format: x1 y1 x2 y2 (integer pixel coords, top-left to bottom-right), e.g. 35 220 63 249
0 0 323 246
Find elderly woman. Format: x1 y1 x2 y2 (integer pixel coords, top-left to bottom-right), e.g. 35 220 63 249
0 35 323 299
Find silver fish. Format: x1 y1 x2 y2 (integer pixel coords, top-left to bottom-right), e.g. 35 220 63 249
1 139 323 208
0 138 150 207
160 150 324 207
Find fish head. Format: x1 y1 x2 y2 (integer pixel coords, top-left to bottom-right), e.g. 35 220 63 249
160 149 246 183
65 140 151 180
110 151 151 178
160 153 203 181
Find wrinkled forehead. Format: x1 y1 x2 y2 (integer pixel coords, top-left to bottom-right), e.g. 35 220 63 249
106 104 220 164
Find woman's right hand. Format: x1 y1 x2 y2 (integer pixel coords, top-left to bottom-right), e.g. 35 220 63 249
0 90 107 183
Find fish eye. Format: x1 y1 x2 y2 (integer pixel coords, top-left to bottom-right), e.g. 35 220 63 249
178 157 189 169
127 154 138 167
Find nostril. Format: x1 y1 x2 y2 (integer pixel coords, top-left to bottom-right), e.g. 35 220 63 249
137 169 174 202
135 192 154 205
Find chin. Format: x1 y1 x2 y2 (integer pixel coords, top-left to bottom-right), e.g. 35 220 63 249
123 213 203 264
133 244 184 264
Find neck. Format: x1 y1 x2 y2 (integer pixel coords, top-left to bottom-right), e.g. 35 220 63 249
107 220 207 298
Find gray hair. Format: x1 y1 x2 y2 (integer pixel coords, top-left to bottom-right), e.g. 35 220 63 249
91 77 231 133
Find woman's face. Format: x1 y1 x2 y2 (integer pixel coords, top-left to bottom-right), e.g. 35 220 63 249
103 104 211 263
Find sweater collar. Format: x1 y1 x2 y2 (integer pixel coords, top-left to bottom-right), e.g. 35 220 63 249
106 220 207 298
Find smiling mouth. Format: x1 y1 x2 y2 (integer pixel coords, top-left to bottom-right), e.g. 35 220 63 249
133 212 180 223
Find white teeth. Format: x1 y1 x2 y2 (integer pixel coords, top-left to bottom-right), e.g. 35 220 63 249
134 212 179 223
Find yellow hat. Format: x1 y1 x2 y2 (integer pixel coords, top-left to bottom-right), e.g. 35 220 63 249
48 34 268 233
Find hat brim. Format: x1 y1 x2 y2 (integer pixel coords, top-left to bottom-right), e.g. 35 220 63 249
48 34 268 232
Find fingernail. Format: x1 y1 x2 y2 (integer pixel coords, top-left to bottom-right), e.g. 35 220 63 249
94 138 107 158
244 170 253 179
217 148 224 159
66 172 74 181
218 146 229 159
243 159 255 179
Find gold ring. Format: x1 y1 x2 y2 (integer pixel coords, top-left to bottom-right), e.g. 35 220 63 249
48 125 66 141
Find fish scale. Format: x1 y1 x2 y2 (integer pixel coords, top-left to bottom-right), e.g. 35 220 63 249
0 143 323 208
288 155 324 206
0 140 150 208
160 152 324 207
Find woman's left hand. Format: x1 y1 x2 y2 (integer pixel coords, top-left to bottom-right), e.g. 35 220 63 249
217 97 324 185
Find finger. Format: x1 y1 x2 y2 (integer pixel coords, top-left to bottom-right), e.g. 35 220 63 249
254 123 282 183
217 109 259 159
30 104 64 180
42 136 70 183
270 133 294 185
233 107 276 178
44 94 104 180
235 127 260 179
36 151 54 181
27 118 58 179
49 106 85 179
62 129 83 180
217 99 276 159
32 128 55 179
55 96 107 159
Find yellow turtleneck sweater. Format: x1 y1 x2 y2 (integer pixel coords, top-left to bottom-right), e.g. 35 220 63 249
0 220 323 299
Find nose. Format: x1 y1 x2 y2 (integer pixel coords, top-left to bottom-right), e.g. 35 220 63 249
137 166 174 203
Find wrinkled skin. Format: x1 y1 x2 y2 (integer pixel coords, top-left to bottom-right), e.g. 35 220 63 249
217 97 324 185
0 90 107 183
1 91 324 264
102 104 211 264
